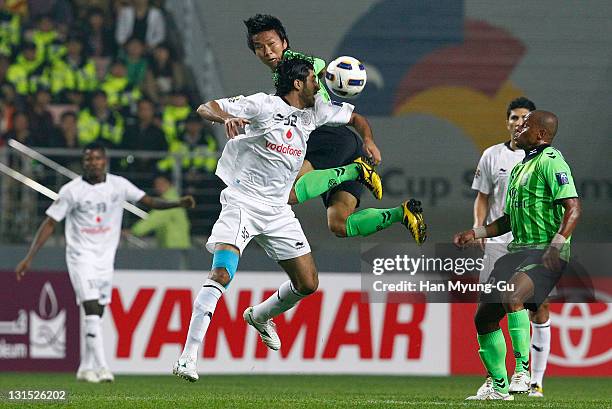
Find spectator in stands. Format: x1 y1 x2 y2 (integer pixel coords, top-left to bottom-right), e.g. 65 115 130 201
51 111 81 171
1 82 24 122
2 111 31 144
143 42 185 104
115 0 165 50
7 41 47 96
50 35 97 102
158 112 217 174
0 2 21 57
120 36 148 88
122 97 166 150
28 0 74 30
53 111 79 147
82 7 116 58
161 88 189 144
25 14 65 65
77 90 124 147
101 59 141 116
130 174 192 249
27 87 54 146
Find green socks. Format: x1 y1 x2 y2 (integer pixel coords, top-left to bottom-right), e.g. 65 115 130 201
345 206 403 237
507 309 530 374
294 164 360 203
478 329 509 393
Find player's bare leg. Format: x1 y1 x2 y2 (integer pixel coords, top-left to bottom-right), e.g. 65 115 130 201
529 301 550 397
326 191 358 237
246 253 318 350
174 244 237 382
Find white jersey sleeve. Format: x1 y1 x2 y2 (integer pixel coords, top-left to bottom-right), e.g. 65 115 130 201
314 95 354 127
46 184 74 222
118 176 146 202
216 93 267 121
471 147 494 195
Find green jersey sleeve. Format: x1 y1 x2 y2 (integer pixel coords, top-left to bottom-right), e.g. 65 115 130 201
540 147 578 202
282 49 330 101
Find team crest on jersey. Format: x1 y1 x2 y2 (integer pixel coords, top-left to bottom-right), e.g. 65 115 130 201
299 111 313 126
555 172 569 185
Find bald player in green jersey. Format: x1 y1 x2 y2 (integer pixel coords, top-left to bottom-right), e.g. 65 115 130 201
453 110 581 401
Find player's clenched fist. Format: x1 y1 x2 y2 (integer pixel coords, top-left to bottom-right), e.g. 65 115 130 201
453 229 476 248
224 117 251 139
179 195 196 209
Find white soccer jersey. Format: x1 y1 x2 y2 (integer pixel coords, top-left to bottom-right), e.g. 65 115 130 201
215 93 354 206
472 141 524 244
46 174 145 269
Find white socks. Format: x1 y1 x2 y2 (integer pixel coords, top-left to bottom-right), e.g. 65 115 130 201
84 315 108 370
252 280 306 323
531 319 551 386
181 279 226 360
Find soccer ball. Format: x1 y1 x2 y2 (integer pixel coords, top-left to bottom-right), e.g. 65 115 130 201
324 56 367 99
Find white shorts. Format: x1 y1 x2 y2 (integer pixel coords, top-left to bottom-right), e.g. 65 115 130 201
479 243 509 283
206 188 311 261
67 260 113 306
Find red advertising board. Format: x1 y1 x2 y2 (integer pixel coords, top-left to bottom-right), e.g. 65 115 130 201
0 271 80 371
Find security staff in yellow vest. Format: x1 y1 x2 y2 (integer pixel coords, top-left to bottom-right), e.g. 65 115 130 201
28 14 65 64
158 112 217 173
6 41 49 95
161 89 190 144
0 5 20 56
101 59 142 116
49 36 97 102
77 90 125 147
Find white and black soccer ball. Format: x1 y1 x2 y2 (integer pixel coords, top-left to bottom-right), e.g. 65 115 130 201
324 56 367 99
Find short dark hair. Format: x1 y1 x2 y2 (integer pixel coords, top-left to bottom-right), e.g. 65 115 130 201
274 56 314 96
244 14 289 53
82 141 106 155
507 97 536 118
60 111 77 121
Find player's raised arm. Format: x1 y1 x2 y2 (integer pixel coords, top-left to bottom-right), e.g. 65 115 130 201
197 100 251 139
347 112 381 165
15 217 57 281
138 194 195 210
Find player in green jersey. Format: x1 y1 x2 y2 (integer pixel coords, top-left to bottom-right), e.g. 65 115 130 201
453 110 581 400
242 14 426 244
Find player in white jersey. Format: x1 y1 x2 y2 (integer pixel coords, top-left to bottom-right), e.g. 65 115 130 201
471 97 552 398
173 56 381 382
15 142 195 383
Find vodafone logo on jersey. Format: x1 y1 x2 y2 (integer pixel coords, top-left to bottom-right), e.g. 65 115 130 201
103 272 449 374
265 141 303 158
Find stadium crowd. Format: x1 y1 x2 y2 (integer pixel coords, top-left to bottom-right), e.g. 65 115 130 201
0 0 218 172
0 0 222 237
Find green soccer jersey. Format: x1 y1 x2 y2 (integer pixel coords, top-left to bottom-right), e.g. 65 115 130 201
505 145 578 255
281 49 330 101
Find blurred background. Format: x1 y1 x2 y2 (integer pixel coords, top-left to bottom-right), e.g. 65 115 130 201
0 0 610 377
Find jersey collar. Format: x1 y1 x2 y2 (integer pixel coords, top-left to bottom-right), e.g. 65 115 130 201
522 144 550 163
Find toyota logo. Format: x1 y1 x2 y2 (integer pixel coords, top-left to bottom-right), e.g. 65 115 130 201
548 290 612 367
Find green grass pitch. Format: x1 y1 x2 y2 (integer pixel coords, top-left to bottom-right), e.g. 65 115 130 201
1 373 610 408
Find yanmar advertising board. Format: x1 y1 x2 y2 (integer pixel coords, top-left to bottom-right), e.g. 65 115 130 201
104 271 450 374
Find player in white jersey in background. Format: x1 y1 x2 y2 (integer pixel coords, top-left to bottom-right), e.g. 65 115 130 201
471 97 551 398
16 142 195 383
173 56 379 382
